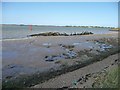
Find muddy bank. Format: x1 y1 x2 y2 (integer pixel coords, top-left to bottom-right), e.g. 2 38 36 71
33 53 119 88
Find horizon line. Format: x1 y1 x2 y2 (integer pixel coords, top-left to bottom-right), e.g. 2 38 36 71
1 23 117 28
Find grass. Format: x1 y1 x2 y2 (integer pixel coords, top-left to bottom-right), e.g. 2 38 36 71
93 67 119 88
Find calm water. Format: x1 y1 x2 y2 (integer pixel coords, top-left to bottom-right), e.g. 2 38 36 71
2 24 112 39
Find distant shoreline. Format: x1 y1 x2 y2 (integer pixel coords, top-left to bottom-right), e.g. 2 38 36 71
1 24 115 29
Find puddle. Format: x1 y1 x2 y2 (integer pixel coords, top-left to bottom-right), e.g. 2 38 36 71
45 51 77 62
43 43 51 46
99 44 112 51
72 43 81 46
45 41 113 62
45 45 77 62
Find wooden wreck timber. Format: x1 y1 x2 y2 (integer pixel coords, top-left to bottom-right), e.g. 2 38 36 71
28 31 94 37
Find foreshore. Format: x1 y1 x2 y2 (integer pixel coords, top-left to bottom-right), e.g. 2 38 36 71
0 31 119 41
2 32 119 88
33 53 119 88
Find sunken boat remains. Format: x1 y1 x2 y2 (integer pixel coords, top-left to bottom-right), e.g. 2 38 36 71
28 31 93 37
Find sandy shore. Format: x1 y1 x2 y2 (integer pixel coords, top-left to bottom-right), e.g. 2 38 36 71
2 32 119 88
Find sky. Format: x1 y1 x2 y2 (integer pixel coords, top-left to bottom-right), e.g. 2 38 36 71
2 2 118 27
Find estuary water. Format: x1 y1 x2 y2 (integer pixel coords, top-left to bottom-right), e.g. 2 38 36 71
2 24 112 39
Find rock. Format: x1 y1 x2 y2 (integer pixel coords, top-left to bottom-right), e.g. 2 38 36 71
81 55 89 60
6 76 12 79
77 78 82 82
7 64 16 69
45 56 55 61
86 73 91 77
104 66 109 69
111 63 114 65
89 50 99 55
85 76 88 80
72 80 77 85
61 86 69 89
115 59 118 62
80 82 83 84
45 56 48 58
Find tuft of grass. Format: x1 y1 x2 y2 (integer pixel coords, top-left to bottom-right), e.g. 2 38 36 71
93 67 119 88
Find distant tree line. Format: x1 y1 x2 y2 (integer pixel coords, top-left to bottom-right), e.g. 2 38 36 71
2 24 116 28
65 25 115 28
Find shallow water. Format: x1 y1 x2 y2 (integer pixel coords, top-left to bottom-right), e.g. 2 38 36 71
2 51 18 59
2 24 112 39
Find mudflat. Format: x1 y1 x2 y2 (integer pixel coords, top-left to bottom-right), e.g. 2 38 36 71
2 32 119 88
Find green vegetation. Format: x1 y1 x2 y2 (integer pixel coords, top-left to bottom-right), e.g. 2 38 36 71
65 25 114 28
93 67 119 88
